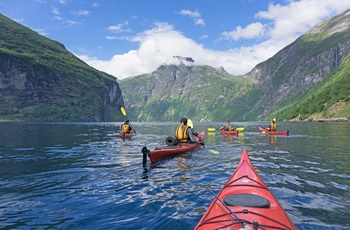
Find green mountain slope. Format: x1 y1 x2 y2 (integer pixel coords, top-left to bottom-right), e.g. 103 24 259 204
265 11 350 120
271 52 350 120
0 14 124 121
120 64 247 121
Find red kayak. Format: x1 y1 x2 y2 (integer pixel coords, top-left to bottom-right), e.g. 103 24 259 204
142 130 205 164
119 132 134 140
220 127 238 136
195 148 296 230
258 125 289 135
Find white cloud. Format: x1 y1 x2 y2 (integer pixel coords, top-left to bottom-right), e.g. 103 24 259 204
78 0 350 80
179 9 205 26
71 10 90 16
222 22 265 41
52 7 60 16
66 20 80 27
58 0 67 5
107 21 130 33
79 22 270 79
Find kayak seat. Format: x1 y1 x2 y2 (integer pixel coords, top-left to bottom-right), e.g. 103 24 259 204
224 194 270 208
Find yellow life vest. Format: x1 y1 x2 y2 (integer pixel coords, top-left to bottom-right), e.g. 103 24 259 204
270 123 277 131
121 124 130 133
176 125 189 142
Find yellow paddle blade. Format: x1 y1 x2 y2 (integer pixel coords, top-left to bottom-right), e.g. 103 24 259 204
188 119 193 128
207 128 216 131
208 149 219 154
120 107 126 116
236 127 244 131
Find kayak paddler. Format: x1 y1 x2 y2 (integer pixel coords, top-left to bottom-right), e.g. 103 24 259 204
222 120 235 131
121 119 132 133
266 117 277 131
176 117 201 144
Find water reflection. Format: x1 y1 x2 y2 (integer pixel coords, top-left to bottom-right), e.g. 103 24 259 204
207 131 216 144
269 135 277 144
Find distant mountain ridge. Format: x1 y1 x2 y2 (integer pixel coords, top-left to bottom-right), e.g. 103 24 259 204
120 9 350 122
0 14 125 122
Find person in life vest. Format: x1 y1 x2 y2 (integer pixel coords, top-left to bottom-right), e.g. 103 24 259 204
223 120 234 131
267 118 277 131
121 119 132 133
176 117 201 143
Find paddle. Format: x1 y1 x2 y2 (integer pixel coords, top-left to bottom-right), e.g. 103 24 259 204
208 127 245 131
208 149 219 154
187 119 193 129
120 106 136 135
205 186 245 228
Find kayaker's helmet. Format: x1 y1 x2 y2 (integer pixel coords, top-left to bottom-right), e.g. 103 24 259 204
180 117 187 125
273 118 276 122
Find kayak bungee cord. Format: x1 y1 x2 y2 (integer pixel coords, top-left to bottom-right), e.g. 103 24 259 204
196 186 246 229
235 209 294 230
226 175 269 190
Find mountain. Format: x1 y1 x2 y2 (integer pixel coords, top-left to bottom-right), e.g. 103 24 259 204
120 10 350 122
119 63 252 122
245 9 350 121
0 14 124 122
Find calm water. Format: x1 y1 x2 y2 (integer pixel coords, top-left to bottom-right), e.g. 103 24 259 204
0 121 349 230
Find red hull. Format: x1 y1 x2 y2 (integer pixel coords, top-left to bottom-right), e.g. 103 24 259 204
148 130 205 163
258 126 289 135
119 132 133 140
195 148 296 230
220 128 238 136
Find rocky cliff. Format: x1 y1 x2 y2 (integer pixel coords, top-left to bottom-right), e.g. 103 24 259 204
0 14 124 122
244 10 350 119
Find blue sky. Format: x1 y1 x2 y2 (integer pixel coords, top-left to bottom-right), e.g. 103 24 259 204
1 0 350 79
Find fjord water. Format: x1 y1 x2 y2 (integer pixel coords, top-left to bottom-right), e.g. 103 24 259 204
0 121 349 230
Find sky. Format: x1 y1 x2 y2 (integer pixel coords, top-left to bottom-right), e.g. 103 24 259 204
1 0 350 80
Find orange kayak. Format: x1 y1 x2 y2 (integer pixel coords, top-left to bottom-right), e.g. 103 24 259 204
220 127 238 136
258 125 289 135
195 148 296 230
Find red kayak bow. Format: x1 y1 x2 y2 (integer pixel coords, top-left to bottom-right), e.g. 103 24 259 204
195 148 296 230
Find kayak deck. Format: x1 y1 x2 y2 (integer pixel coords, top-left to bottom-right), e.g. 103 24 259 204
119 132 134 140
195 148 296 230
258 125 289 135
220 127 239 136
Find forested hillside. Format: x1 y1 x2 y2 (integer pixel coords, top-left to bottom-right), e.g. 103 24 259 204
0 14 124 121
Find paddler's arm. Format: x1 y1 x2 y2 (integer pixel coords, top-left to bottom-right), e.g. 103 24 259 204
187 128 201 143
